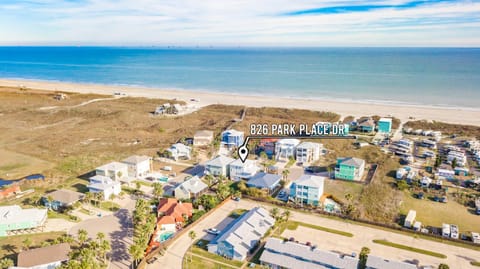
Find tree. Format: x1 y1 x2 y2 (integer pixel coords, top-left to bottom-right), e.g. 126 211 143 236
0 258 14 269
438 264 450 269
396 179 409 191
84 192 94 206
281 169 290 181
135 181 142 191
152 182 164 199
22 237 32 250
434 155 442 168
358 247 370 269
188 230 196 262
77 229 88 246
282 209 291 222
99 239 111 264
269 207 280 221
451 158 457 169
205 174 215 186
216 182 231 201
129 244 144 267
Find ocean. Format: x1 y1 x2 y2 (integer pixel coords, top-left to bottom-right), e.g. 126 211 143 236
0 47 479 108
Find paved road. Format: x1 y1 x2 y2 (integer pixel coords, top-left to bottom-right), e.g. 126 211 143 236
70 198 135 269
151 199 480 269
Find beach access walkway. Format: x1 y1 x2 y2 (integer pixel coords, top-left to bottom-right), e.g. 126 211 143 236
38 96 124 111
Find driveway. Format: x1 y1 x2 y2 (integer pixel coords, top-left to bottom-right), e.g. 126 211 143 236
69 197 136 269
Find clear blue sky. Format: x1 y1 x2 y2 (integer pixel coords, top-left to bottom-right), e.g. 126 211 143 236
1 0 479 46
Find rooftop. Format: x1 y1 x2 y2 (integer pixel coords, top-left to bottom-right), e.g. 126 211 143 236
379 117 393 123
157 198 193 223
96 161 128 171
44 189 84 205
366 255 417 269
247 172 281 189
176 176 208 195
294 174 325 188
222 129 244 136
205 155 235 167
17 243 71 267
194 130 214 137
338 157 365 168
296 141 322 149
122 155 151 164
0 205 47 226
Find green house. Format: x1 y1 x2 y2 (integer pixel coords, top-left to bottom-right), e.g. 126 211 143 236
0 205 47 236
378 118 392 133
335 157 366 181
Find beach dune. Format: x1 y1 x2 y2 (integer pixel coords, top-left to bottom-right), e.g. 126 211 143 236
1 78 479 126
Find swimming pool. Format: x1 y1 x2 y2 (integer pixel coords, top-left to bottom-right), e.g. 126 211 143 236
157 231 174 242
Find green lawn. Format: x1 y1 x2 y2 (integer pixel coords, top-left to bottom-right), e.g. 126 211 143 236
47 210 80 222
285 221 354 237
229 208 248 219
98 201 121 212
134 180 153 187
0 232 65 262
191 245 244 267
183 253 240 269
373 239 447 258
324 179 364 203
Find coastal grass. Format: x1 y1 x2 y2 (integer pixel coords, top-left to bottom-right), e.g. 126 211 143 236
0 231 65 261
191 245 244 267
286 221 354 237
471 261 480 267
98 201 121 212
372 239 447 258
405 120 480 138
47 210 80 222
183 252 240 269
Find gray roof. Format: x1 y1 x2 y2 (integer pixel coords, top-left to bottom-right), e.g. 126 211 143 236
209 207 274 259
260 238 358 269
366 255 417 269
194 130 214 137
176 176 208 195
294 175 325 188
0 205 47 226
338 157 365 168
17 243 71 267
247 172 281 189
122 155 151 165
44 189 84 205
296 142 322 150
206 155 234 167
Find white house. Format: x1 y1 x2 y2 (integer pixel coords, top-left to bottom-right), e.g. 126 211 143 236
95 162 129 181
275 139 300 160
404 210 416 228
122 155 151 178
87 175 121 200
166 143 192 161
229 159 259 181
174 176 208 200
193 130 214 146
295 142 322 163
205 155 234 177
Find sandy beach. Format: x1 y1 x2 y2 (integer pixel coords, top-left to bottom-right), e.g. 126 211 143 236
1 78 480 126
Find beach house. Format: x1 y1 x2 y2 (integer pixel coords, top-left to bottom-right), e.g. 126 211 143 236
221 129 244 148
0 205 48 236
193 130 214 146
335 157 365 181
157 198 193 228
378 117 393 133
246 172 282 194
42 189 84 211
229 159 259 181
357 117 375 133
95 161 129 181
87 175 121 200
166 143 191 161
275 139 300 160
174 176 208 200
289 175 325 206
205 155 234 177
257 138 277 157
295 142 322 164
16 243 71 269
260 238 359 269
207 207 274 261
122 155 151 179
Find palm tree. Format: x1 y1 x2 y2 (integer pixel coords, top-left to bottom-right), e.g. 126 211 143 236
0 258 14 269
438 264 450 269
359 247 370 269
96 232 106 242
128 244 144 267
99 239 111 264
152 182 163 199
77 229 88 246
188 230 196 262
282 209 291 222
22 237 32 250
281 169 290 181
269 207 280 221
84 192 93 206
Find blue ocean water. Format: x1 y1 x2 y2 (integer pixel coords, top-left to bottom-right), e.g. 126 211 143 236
0 47 479 107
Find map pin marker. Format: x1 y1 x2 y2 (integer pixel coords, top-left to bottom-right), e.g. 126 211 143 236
238 145 248 163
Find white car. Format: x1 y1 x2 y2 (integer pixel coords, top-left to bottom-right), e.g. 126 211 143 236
207 228 220 235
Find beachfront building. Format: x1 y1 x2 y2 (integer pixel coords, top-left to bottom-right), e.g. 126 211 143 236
174 176 208 200
205 155 234 177
16 243 71 269
95 161 129 181
221 129 244 148
0 205 47 236
257 138 277 158
289 175 325 206
207 207 274 261
357 117 376 133
335 157 366 181
193 130 214 146
378 117 393 133
42 189 84 211
229 159 259 181
87 175 121 200
260 237 359 269
166 143 192 161
122 155 152 178
246 172 282 194
366 255 417 269
295 142 322 164
275 139 300 160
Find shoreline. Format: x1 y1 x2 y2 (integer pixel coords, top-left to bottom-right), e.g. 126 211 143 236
1 78 480 126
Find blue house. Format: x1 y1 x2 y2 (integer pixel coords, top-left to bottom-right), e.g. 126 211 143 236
221 129 244 148
289 175 325 206
378 118 392 133
42 189 84 211
246 172 281 194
